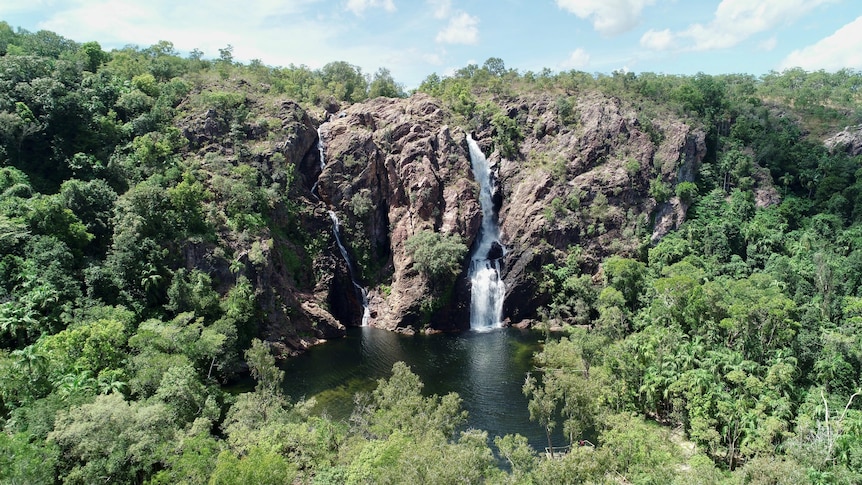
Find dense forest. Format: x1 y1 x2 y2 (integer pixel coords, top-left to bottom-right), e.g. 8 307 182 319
1 21 862 484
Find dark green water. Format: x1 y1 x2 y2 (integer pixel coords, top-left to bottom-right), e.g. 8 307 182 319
280 326 561 449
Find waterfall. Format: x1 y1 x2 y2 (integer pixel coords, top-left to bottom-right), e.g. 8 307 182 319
310 126 326 199
329 211 370 326
317 126 326 172
466 134 506 331
314 122 369 326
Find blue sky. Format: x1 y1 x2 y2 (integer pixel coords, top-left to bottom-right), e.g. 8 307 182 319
2 0 861 89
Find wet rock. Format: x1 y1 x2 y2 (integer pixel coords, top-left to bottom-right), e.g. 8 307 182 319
487 241 505 261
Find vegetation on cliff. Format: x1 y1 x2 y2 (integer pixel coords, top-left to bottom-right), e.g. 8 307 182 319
1 23 862 483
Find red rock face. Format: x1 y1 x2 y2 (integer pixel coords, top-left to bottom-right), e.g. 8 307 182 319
488 93 707 322
316 94 481 331
174 89 714 345
314 91 711 330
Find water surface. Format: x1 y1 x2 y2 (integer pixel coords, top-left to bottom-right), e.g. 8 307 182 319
281 326 562 449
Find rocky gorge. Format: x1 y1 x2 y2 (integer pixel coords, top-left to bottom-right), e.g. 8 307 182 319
171 81 727 355
249 90 712 345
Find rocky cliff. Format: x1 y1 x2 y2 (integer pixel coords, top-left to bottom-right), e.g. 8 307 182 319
471 92 706 322
313 94 481 331
178 94 346 356
173 85 709 348
311 91 706 332
825 124 862 156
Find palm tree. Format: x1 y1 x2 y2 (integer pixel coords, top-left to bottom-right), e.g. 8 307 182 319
97 370 128 395
57 370 96 400
12 343 47 380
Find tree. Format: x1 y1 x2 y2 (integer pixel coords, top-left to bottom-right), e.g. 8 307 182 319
0 431 58 485
494 434 536 478
77 41 108 72
48 393 177 484
595 286 630 339
482 57 507 77
676 181 699 204
319 61 367 102
523 372 558 456
360 362 466 440
368 67 404 98
405 230 467 283
37 317 127 381
165 269 220 320
148 427 221 485
602 256 647 311
209 447 297 485
153 363 215 424
596 413 681 483
246 338 284 396
59 178 117 255
491 111 522 159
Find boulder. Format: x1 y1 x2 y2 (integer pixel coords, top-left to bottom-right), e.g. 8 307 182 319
825 125 862 156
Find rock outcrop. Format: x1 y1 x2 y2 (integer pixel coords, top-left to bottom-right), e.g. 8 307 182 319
175 86 709 346
825 124 862 156
312 91 707 331
478 93 707 322
178 91 346 356
315 94 481 331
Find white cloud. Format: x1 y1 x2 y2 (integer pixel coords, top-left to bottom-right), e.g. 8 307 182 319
423 51 445 65
435 11 479 45
779 16 862 71
640 29 673 50
556 0 655 36
561 48 590 69
0 0 54 18
428 0 451 19
21 0 452 89
36 0 338 67
345 0 395 16
758 36 777 51
641 0 836 52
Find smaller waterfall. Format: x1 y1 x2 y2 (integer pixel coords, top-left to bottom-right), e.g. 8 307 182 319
317 126 326 172
467 134 506 331
315 121 369 326
328 210 370 326
311 126 326 199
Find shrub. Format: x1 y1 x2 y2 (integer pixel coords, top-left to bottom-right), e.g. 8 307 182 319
491 112 522 159
649 176 672 203
405 230 467 281
675 181 699 203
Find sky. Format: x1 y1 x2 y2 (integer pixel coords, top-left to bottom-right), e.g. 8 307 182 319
2 0 861 89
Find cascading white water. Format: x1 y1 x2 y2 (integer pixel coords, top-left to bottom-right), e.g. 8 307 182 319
466 134 506 331
317 126 326 172
314 122 369 326
310 126 326 198
328 210 370 326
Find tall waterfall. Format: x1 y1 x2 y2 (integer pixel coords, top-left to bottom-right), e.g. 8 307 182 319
315 123 370 326
466 134 505 331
